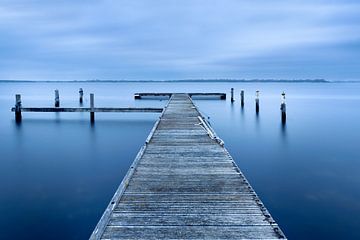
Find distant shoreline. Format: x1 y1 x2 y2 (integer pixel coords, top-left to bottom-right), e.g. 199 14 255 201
0 79 337 82
0 79 359 83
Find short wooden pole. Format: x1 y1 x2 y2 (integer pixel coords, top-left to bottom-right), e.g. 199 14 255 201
79 88 84 103
55 90 60 107
281 92 286 123
255 90 259 113
240 90 244 107
15 94 22 122
231 88 234 102
90 93 95 123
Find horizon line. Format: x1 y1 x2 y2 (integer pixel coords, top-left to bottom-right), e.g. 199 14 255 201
0 78 340 83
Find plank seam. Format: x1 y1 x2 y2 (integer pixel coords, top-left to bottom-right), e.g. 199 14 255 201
89 96 173 239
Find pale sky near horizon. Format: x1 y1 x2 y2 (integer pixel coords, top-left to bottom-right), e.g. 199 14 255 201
0 0 359 81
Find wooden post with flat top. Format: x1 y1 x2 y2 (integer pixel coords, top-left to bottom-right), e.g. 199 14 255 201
281 92 286 123
55 90 60 107
79 88 84 103
15 94 22 122
240 90 244 107
255 90 260 113
90 93 95 123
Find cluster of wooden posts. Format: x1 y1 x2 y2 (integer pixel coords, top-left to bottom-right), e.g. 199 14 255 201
12 88 163 123
230 88 287 123
12 88 286 124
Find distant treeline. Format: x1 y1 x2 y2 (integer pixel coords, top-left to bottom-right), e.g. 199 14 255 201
0 79 334 83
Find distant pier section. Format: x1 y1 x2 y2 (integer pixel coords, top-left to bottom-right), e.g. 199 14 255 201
134 92 226 99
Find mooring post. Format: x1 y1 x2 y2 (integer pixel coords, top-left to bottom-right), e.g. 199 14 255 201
15 94 22 122
255 90 260 113
281 92 286 123
90 93 95 123
55 90 60 107
240 90 244 107
231 88 234 102
79 88 84 103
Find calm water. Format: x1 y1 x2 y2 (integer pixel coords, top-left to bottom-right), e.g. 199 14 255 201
0 82 360 239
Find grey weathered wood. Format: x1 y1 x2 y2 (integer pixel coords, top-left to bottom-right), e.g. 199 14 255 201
241 90 244 107
10 107 163 113
15 94 22 122
90 93 286 239
134 92 226 100
79 88 84 103
281 92 286 123
255 90 260 113
55 89 60 107
90 93 95 122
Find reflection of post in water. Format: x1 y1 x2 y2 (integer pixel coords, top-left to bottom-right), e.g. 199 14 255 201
240 104 244 118
255 106 260 127
55 112 61 123
280 121 287 140
230 98 235 114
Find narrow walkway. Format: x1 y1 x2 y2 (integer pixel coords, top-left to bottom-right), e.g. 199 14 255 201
91 93 286 239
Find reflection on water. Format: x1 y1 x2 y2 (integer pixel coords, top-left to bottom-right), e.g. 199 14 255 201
280 122 287 144
0 82 360 239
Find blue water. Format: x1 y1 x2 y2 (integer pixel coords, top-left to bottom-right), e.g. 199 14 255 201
0 82 360 239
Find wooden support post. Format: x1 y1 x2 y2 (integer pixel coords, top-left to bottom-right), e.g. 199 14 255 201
90 93 95 123
79 88 84 103
231 88 234 102
240 90 244 107
15 94 22 122
55 90 60 107
281 92 286 123
255 90 260 113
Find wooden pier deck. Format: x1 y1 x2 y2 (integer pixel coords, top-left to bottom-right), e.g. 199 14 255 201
11 107 163 113
90 93 286 239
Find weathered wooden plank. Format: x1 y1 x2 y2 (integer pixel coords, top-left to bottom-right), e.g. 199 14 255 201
120 193 258 202
134 92 226 100
108 213 270 226
101 226 280 239
11 107 163 113
90 93 286 239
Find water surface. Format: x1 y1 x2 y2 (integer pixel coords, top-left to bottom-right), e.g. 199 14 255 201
0 82 359 239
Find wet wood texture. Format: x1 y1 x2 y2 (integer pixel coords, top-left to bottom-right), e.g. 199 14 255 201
11 107 163 113
134 92 226 99
90 93 286 239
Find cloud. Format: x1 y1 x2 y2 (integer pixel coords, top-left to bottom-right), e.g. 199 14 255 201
0 0 359 80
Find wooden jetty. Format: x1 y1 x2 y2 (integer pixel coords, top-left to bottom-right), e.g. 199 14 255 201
11 93 163 123
11 107 163 113
134 92 226 99
90 93 286 239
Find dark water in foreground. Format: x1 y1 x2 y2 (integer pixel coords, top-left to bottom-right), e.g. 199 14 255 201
0 82 360 239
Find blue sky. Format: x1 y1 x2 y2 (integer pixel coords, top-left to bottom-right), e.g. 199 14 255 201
0 0 359 80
